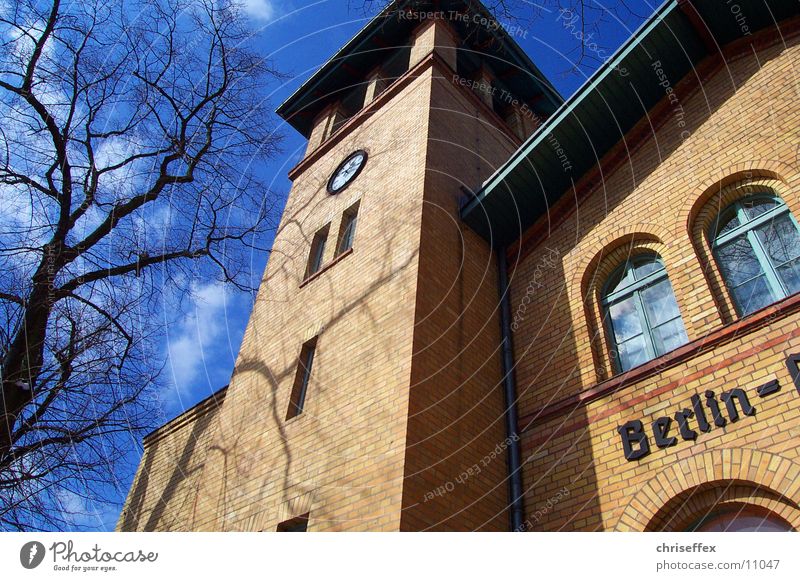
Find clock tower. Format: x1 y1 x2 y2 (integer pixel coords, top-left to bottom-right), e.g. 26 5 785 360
119 0 561 531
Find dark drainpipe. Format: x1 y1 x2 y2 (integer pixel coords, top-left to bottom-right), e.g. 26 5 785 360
497 249 525 531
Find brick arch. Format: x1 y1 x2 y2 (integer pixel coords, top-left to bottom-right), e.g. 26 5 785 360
615 449 800 531
645 483 800 532
570 225 673 299
568 228 683 383
685 169 799 324
680 161 798 230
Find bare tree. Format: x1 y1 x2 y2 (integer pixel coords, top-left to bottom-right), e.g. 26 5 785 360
0 0 281 530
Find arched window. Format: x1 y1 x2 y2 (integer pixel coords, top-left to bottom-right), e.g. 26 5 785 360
691 506 794 532
601 254 688 372
711 193 800 316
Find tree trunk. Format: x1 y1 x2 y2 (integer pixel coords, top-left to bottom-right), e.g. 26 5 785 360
1 266 56 461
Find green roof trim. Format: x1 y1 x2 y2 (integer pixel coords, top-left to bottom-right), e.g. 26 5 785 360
460 0 800 248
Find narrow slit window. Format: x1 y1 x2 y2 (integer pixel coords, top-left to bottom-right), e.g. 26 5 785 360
305 225 329 278
336 202 360 257
286 338 317 420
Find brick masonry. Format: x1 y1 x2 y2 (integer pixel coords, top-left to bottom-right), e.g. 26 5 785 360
509 27 800 531
119 14 800 533
118 27 519 531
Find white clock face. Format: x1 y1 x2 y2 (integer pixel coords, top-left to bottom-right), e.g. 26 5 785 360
328 150 366 194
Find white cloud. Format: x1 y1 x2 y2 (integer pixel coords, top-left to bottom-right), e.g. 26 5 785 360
239 0 276 22
164 281 237 410
56 489 119 531
92 134 144 199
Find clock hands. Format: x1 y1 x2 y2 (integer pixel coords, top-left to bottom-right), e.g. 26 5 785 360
328 151 366 194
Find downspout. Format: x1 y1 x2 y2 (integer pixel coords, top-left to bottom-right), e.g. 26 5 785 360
497 249 525 531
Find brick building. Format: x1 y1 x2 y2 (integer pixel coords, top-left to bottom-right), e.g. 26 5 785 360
118 0 800 532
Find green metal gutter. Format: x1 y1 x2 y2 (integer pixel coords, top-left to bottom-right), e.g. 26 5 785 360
463 0 678 214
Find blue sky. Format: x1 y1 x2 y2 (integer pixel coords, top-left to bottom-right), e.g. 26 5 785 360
112 0 653 531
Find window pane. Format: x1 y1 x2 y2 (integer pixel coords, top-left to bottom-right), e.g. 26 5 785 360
651 318 688 356
606 267 634 296
715 211 740 237
777 257 800 295
604 255 687 373
754 213 800 265
337 214 357 255
286 340 317 420
617 335 648 371
716 236 764 286
695 510 792 532
306 226 329 277
277 514 310 532
640 278 681 327
731 275 774 315
309 240 325 274
633 256 663 280
742 197 779 220
608 296 644 342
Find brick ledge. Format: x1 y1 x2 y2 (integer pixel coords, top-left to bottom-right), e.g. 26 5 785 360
299 247 354 288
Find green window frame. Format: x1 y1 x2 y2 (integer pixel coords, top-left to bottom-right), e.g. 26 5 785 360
601 254 688 373
305 225 329 278
335 201 360 257
710 193 800 317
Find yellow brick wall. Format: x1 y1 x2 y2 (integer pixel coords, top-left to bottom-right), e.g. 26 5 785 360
399 65 521 531
119 46 526 531
510 31 800 531
117 391 226 531
188 68 435 532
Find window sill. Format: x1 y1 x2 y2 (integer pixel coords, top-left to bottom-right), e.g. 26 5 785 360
300 247 354 288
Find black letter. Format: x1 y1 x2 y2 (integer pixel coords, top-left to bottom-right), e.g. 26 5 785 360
674 409 697 441
705 390 726 427
787 354 800 394
720 388 755 422
756 379 780 397
691 394 711 432
617 420 650 460
652 417 677 448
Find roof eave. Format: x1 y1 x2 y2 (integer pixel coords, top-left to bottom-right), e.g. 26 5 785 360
460 0 679 223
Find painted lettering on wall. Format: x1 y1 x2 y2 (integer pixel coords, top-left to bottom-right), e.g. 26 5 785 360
616 353 800 461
